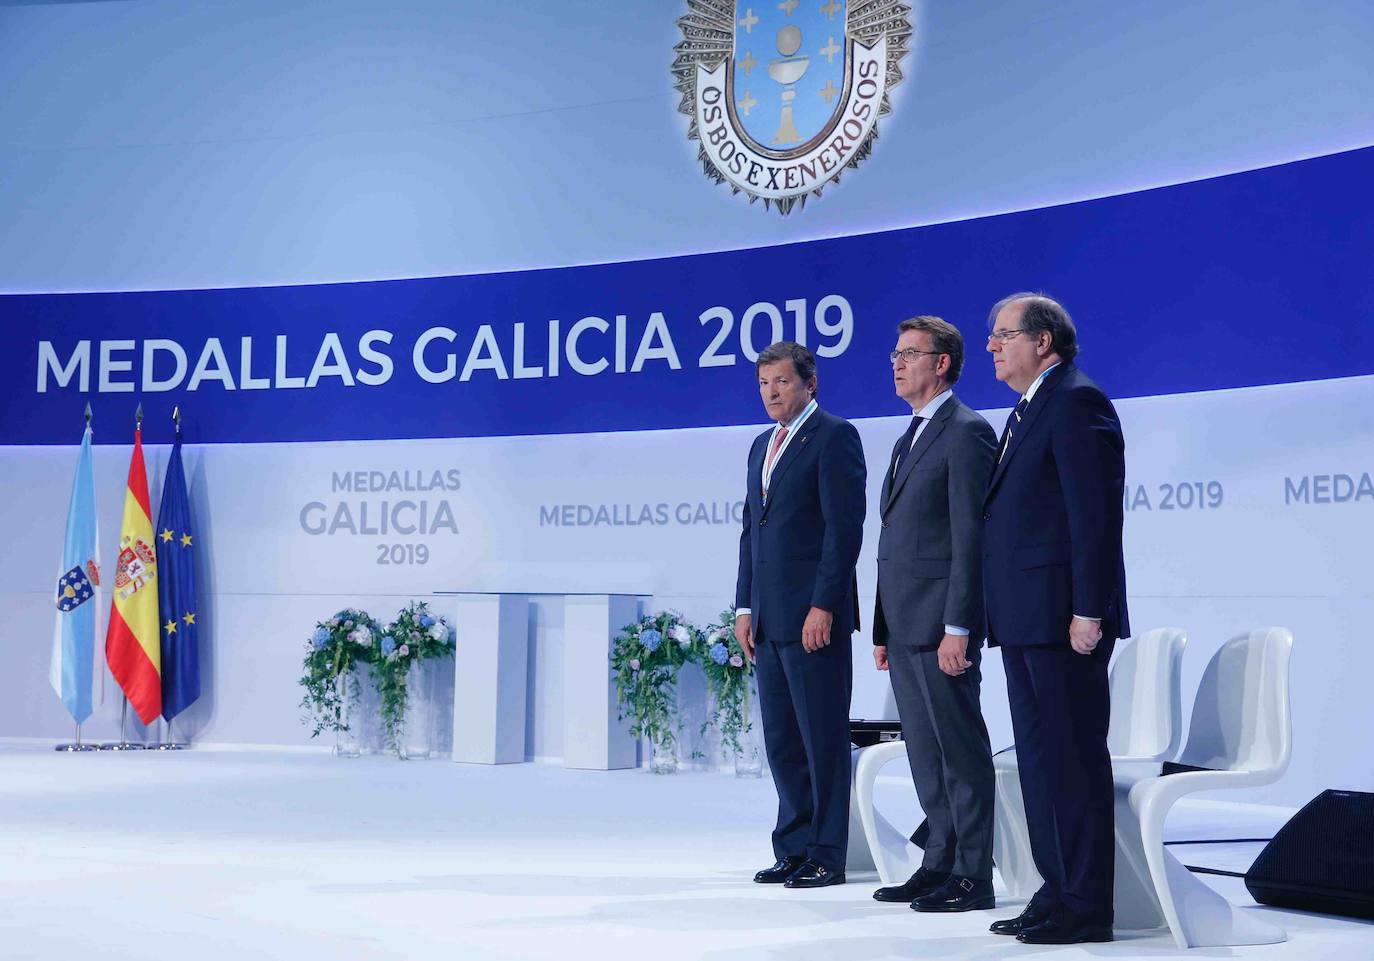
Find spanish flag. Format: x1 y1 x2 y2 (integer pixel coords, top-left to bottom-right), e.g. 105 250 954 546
105 426 162 723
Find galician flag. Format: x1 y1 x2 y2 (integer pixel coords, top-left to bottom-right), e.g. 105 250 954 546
50 423 104 724
157 432 200 721
105 425 162 723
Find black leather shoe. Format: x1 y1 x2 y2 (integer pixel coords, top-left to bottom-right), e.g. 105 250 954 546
1016 914 1113 944
911 875 995 912
872 867 949 903
989 904 1049 936
784 860 845 888
753 856 807 884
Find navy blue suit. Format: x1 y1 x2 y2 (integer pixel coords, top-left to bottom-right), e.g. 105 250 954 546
983 363 1128 925
736 406 866 871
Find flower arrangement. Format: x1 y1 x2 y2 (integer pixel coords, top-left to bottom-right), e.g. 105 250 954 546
298 608 381 738
610 610 697 769
376 601 456 756
697 608 757 759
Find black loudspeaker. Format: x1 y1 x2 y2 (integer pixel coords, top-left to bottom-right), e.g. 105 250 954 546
849 718 902 748
1244 789 1374 919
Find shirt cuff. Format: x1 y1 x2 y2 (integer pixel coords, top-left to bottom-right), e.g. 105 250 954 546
944 625 969 636
1073 614 1101 622
735 608 751 617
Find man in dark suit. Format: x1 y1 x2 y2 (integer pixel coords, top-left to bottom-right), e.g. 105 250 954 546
982 293 1128 945
869 316 998 912
735 340 866 889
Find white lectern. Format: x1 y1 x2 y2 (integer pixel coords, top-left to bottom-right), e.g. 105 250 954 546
562 594 645 770
434 593 530 765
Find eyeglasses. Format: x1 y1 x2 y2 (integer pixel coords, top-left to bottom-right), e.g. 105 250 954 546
889 348 943 363
987 328 1029 343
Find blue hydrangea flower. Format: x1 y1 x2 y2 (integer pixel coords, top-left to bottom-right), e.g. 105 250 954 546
641 629 662 653
709 642 729 665
311 626 331 649
380 635 396 656
419 614 435 628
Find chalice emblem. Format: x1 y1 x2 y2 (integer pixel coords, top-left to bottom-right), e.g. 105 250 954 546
767 24 809 145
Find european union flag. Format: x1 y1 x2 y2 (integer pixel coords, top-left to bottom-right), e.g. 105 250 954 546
156 434 200 721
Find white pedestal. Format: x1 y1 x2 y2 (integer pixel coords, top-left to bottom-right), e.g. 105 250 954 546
437 593 530 765
562 594 644 770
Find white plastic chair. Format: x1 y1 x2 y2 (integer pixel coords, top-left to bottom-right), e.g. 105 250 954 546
993 627 1188 899
1112 627 1294 947
851 739 919 882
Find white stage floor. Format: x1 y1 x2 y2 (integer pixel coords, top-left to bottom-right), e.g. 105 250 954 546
1 744 1369 960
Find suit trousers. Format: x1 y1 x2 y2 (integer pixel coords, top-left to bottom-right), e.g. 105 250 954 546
753 628 853 872
1002 642 1115 924
887 643 994 880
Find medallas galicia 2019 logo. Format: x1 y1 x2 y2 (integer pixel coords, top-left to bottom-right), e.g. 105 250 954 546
673 0 911 214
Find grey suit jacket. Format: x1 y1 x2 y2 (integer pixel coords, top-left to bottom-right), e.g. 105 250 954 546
872 393 997 650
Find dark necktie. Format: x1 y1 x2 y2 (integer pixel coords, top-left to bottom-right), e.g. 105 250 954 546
891 415 924 480
999 397 1030 462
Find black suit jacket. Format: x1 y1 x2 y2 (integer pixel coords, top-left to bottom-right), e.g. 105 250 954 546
982 363 1129 647
735 406 866 644
873 394 997 650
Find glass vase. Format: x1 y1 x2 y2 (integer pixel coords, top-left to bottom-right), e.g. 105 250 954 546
734 731 763 778
734 685 763 778
333 670 362 758
401 658 436 760
354 663 384 755
647 731 678 774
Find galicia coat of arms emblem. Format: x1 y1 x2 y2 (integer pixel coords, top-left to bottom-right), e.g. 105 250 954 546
673 0 911 214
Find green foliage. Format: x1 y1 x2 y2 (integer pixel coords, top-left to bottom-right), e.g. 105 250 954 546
377 601 456 757
298 609 382 738
695 608 756 758
610 610 698 753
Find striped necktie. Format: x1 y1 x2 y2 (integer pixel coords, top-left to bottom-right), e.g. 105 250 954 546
762 424 789 502
999 397 1030 463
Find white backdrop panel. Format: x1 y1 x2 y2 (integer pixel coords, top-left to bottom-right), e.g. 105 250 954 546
1 375 1370 804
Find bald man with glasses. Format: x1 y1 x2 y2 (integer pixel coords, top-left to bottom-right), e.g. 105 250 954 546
981 293 1128 945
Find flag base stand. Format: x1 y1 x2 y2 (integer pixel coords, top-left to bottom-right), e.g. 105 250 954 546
152 719 188 750
98 700 147 750
55 722 97 751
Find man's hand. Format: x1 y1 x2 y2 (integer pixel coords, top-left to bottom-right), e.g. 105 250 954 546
937 634 972 676
735 613 755 663
873 645 889 671
1069 616 1103 655
801 607 833 652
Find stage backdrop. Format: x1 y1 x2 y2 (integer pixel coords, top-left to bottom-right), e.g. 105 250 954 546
2 0 1372 808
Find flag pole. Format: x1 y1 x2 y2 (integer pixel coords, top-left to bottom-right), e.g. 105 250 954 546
101 404 149 751
155 406 189 751
56 405 101 752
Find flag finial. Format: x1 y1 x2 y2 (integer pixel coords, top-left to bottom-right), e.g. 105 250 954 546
84 402 92 425
135 403 143 427
173 405 181 434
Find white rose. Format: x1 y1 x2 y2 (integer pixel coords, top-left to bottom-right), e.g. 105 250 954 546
429 624 447 641
670 624 691 645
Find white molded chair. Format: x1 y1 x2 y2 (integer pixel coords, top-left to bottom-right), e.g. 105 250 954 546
993 627 1189 899
1112 627 1294 947
853 629 1188 890
852 739 920 883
